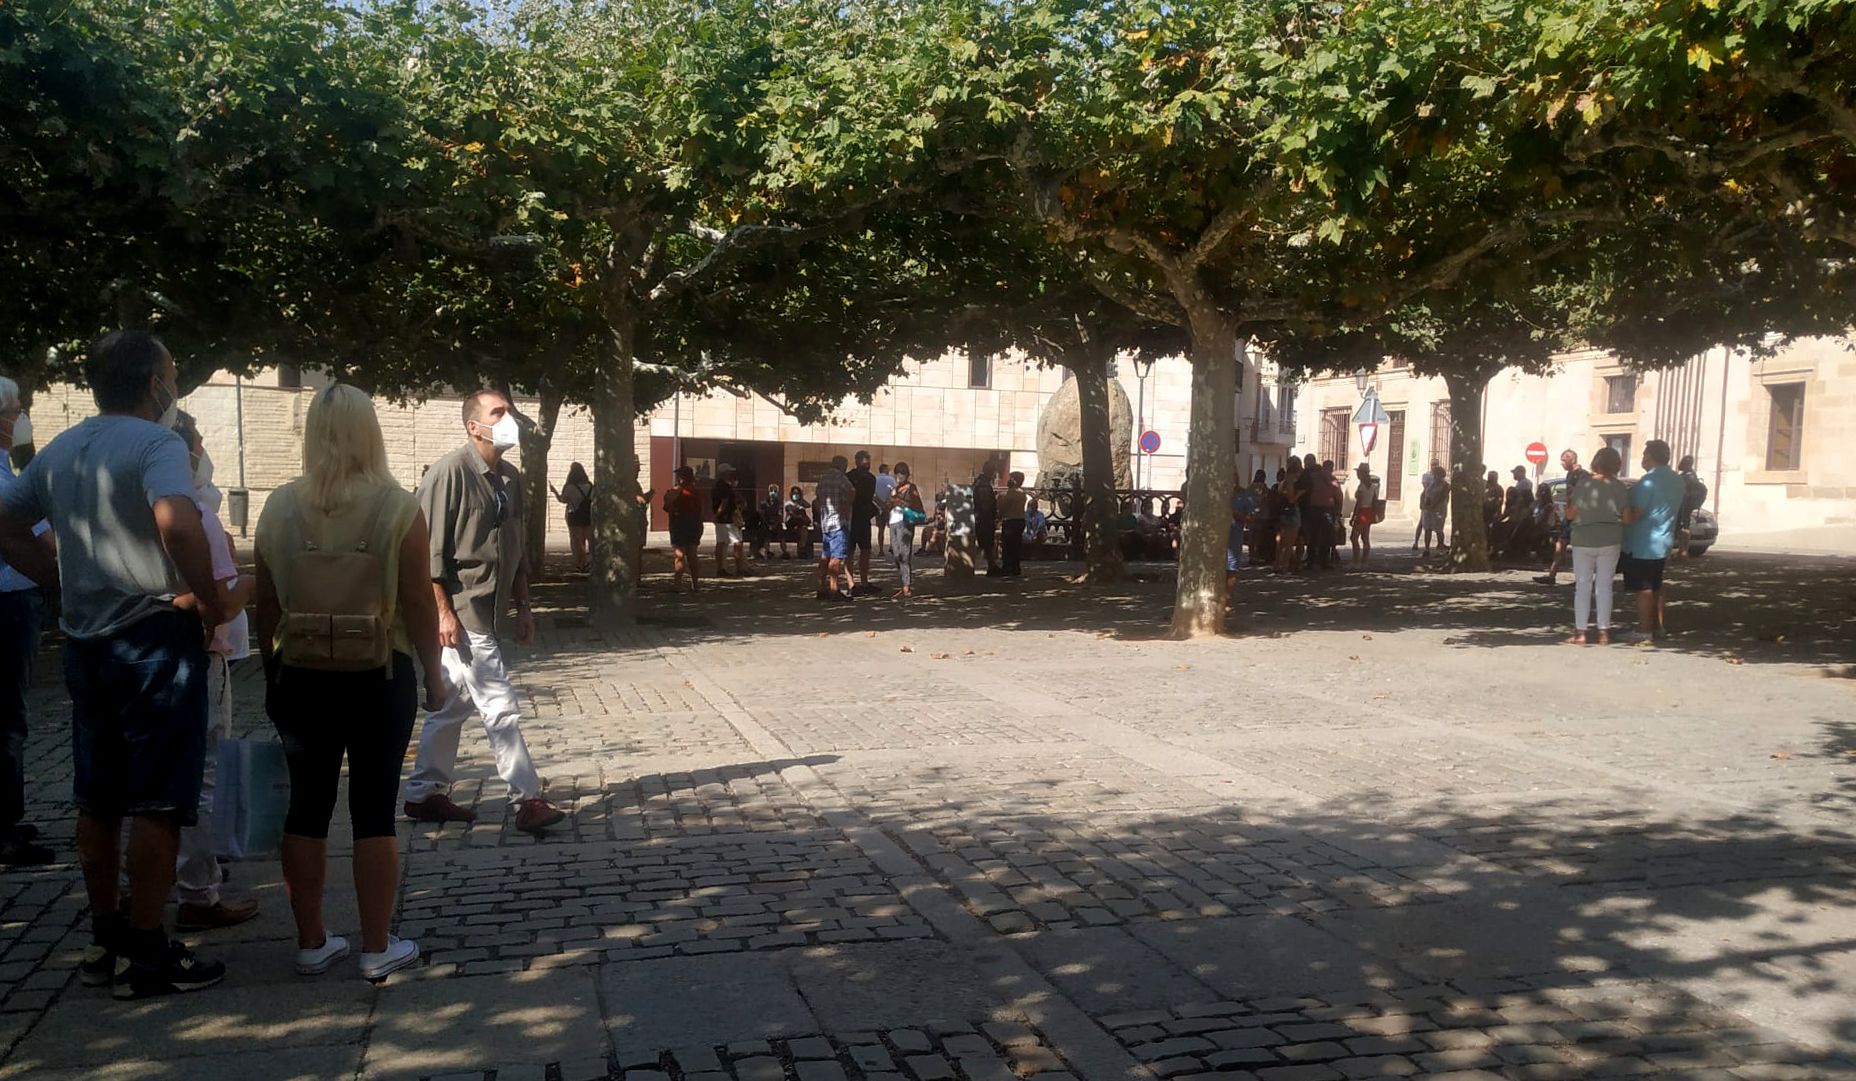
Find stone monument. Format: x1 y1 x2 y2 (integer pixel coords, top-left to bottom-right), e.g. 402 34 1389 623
1035 373 1135 489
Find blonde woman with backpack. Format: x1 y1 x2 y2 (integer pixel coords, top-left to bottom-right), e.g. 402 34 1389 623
254 385 447 982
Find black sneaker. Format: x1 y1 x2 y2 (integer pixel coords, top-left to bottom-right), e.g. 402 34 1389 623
113 940 226 1000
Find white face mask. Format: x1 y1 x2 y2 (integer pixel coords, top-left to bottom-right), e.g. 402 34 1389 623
154 379 179 428
7 411 30 448
476 413 520 450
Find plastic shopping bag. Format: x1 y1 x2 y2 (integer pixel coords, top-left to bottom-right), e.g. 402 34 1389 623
211 739 290 859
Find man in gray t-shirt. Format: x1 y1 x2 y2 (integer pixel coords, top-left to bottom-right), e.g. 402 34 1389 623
0 331 229 1000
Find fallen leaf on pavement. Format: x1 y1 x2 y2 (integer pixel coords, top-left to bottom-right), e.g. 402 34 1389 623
899 645 913 653
930 651 949 660
1725 656 1744 665
1771 751 1792 760
865 631 876 638
1175 663 1192 670
1361 634 1373 640
815 632 831 638
962 649 975 656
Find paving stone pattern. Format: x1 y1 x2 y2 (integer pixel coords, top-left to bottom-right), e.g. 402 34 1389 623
420 1022 1077 1081
1105 976 1856 1081
3 555 1856 1081
886 817 1444 934
400 831 932 973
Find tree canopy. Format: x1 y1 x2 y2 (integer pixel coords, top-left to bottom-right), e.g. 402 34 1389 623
4 0 1850 622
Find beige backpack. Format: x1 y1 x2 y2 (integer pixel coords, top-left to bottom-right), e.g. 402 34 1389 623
278 489 394 671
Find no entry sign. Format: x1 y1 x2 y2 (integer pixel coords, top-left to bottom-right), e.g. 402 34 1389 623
1526 441 1549 466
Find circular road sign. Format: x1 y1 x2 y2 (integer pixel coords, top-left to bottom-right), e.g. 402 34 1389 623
1138 430 1162 454
1525 441 1549 466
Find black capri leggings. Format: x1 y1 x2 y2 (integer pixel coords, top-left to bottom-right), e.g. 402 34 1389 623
266 652 417 840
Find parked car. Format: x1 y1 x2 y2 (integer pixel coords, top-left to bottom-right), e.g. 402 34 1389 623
1537 476 1719 556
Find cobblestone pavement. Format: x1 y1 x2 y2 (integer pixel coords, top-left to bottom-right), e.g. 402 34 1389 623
2 549 1855 1080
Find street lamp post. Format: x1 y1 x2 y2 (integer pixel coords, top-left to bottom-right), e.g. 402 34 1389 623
1134 356 1155 490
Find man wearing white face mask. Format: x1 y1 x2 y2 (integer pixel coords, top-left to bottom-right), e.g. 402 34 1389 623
403 389 564 833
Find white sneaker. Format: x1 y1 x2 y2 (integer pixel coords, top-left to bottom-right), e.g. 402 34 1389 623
358 936 419 982
296 934 351 975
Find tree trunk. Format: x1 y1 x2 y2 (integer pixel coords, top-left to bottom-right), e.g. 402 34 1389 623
517 379 564 583
1070 346 1124 584
1169 316 1239 638
590 319 644 627
1443 369 1492 573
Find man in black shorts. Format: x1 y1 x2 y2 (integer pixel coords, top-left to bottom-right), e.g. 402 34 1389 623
1 332 230 998
1622 439 1684 641
845 450 879 595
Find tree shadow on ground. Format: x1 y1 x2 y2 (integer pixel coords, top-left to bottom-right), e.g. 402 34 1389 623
9 701 1856 1077
531 548 1856 671
840 781 1856 1067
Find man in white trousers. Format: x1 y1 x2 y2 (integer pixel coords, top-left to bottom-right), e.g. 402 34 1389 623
402 389 565 833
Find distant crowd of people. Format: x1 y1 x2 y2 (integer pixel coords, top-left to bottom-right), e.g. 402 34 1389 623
0 332 566 999
629 453 1052 600
1210 440 1705 642
1221 454 1385 579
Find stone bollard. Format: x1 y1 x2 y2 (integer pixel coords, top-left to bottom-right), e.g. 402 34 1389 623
944 484 977 579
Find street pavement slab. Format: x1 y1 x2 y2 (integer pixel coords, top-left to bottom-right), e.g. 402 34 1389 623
2 549 1854 1079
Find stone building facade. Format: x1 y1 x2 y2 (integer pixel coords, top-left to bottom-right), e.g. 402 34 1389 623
24 334 1840 552
1290 335 1856 553
17 346 1297 542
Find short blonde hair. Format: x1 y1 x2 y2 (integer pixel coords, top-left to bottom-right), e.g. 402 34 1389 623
302 384 397 512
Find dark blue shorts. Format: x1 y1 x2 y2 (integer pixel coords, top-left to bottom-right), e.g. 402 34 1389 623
65 608 209 824
1621 554 1667 592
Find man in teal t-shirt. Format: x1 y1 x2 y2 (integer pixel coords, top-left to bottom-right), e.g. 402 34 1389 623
1622 438 1684 640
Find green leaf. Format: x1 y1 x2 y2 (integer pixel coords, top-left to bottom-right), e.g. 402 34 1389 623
1460 74 1499 98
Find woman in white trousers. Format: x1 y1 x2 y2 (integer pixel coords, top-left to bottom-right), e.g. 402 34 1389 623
1563 446 1629 645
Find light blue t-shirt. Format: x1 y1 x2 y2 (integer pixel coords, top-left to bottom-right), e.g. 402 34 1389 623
1 416 197 639
1625 464 1684 560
